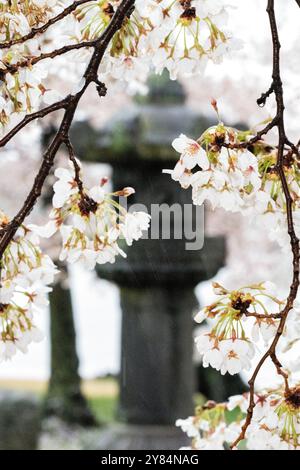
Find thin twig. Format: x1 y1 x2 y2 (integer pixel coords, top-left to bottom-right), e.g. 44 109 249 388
64 137 98 214
244 312 282 320
222 117 279 150
2 39 97 76
0 0 91 49
0 98 69 148
64 138 84 195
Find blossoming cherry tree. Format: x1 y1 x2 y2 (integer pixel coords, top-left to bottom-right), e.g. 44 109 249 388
0 0 299 451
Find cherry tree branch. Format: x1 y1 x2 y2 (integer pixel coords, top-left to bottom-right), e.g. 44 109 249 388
0 0 136 257
0 0 91 49
64 136 98 214
285 138 300 161
2 39 98 76
64 137 84 195
221 118 279 150
0 98 69 148
231 0 300 449
244 312 282 320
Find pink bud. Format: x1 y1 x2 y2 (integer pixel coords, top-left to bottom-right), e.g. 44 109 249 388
100 177 109 187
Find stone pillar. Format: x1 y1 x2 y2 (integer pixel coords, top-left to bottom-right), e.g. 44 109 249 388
119 287 196 425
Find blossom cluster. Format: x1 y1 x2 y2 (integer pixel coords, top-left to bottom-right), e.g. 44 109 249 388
0 1 240 133
194 282 284 376
0 0 63 129
0 210 57 361
32 165 151 269
177 386 300 450
0 160 150 360
164 124 300 249
92 0 240 83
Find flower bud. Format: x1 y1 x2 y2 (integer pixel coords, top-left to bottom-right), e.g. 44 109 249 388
115 187 136 197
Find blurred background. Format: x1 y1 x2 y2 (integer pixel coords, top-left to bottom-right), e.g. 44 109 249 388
0 0 299 450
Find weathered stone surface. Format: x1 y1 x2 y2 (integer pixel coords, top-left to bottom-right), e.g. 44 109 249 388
119 287 196 425
0 391 41 450
96 424 189 451
99 236 225 288
70 75 213 165
71 105 213 164
39 420 188 451
39 417 102 450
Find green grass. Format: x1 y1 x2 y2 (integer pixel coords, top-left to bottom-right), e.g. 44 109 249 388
0 379 208 426
0 378 119 425
88 395 118 424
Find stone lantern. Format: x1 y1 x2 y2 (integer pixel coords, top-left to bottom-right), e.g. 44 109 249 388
70 74 226 449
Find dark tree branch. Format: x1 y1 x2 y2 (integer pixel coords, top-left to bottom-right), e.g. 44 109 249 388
231 0 300 449
2 39 98 76
0 0 136 257
257 83 274 107
222 117 279 150
64 137 84 195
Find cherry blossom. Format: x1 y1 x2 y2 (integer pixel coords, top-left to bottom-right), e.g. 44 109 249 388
164 124 263 212
194 282 283 375
0 1 240 135
246 387 300 450
164 121 300 251
0 211 57 361
31 166 150 270
176 398 243 450
0 1 63 131
177 386 300 450
145 0 240 79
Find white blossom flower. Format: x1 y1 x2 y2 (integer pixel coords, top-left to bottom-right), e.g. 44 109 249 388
227 395 249 413
52 167 78 209
172 134 210 171
120 212 151 246
176 417 199 439
219 339 254 375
